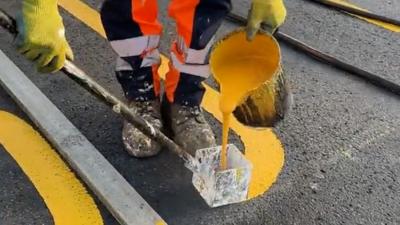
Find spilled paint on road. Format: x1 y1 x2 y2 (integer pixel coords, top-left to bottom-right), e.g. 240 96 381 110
0 111 103 225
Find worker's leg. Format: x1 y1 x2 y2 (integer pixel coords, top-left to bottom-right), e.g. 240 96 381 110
100 0 163 157
166 0 232 154
101 0 162 101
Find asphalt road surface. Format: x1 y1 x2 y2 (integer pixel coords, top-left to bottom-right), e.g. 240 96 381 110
0 0 399 224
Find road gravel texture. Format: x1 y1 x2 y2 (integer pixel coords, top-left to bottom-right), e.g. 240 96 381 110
0 0 399 224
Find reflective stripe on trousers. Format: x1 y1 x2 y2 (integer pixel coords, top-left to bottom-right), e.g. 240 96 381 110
101 0 231 106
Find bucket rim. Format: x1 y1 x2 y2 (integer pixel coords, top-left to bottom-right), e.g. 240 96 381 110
209 28 282 85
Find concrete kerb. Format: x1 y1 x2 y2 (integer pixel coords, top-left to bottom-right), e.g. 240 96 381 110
0 49 167 225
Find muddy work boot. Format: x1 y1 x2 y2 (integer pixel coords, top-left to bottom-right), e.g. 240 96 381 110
122 100 163 157
166 103 216 156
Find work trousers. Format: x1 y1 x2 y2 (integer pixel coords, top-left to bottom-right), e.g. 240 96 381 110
100 0 232 106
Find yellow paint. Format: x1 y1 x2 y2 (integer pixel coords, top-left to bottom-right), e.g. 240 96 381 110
210 31 281 170
155 220 167 225
59 0 284 199
201 85 284 198
331 0 400 32
0 111 102 225
58 0 106 37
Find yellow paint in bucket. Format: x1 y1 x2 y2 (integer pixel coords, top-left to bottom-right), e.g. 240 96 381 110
210 30 280 169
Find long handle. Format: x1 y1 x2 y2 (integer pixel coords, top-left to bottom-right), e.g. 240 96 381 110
0 9 197 169
63 62 197 166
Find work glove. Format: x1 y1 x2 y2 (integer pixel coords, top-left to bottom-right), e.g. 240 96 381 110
17 0 73 73
246 0 287 41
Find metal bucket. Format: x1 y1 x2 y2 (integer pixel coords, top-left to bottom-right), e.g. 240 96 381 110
210 30 292 127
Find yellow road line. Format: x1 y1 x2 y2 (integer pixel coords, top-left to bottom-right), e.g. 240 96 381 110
59 0 106 37
0 111 103 225
59 0 285 199
332 0 400 32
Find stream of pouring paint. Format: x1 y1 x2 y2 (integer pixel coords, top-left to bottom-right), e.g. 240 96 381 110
212 32 279 170
218 57 276 169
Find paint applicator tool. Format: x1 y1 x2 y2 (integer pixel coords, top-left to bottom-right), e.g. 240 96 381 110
0 9 253 208
191 144 252 207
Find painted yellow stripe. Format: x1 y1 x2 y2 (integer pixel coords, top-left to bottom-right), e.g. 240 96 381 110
58 0 284 198
332 0 400 32
59 0 106 37
0 111 103 225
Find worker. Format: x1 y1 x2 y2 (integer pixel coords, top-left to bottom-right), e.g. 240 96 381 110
17 0 286 157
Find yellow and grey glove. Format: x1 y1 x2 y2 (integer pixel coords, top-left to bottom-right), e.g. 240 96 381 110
246 0 287 41
17 0 73 73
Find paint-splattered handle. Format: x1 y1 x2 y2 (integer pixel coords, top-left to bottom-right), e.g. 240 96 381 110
63 61 198 170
